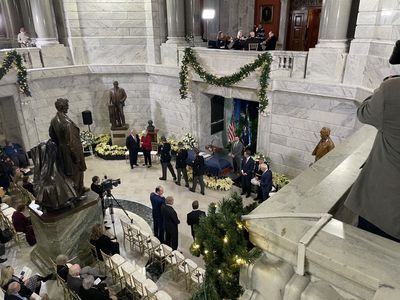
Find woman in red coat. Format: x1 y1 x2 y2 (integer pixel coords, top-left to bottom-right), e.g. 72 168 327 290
141 130 152 168
12 204 36 246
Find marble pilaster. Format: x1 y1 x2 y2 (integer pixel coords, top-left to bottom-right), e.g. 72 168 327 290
165 0 186 44
317 0 353 50
29 0 58 46
203 0 220 40
185 0 203 43
306 0 354 82
19 0 36 39
1 0 24 47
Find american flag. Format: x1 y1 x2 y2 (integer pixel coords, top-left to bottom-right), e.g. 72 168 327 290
227 112 237 142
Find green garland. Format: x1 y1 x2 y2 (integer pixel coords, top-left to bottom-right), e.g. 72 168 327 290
179 48 272 112
0 50 31 96
190 192 262 299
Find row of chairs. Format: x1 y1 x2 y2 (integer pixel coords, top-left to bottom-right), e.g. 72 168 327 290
0 203 25 247
90 244 172 300
120 219 205 292
49 258 81 300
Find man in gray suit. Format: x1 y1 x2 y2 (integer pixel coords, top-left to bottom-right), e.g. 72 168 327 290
345 40 400 242
230 136 243 174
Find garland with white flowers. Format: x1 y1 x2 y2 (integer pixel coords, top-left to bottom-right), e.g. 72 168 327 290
179 47 272 112
0 50 31 96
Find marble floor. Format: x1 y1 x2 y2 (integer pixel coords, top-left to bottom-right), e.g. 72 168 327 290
2 156 256 299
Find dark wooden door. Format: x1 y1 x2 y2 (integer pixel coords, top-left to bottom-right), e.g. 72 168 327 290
287 10 308 51
305 8 321 50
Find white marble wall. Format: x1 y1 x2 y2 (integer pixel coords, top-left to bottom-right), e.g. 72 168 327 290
268 88 359 176
0 66 151 150
343 0 400 88
62 0 162 64
147 69 193 140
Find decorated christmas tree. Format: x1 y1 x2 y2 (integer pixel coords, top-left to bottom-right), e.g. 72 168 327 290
190 192 262 299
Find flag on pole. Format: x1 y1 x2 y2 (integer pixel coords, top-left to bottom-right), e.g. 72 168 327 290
227 111 237 142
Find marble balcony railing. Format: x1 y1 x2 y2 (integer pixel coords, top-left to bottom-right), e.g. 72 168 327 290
177 47 308 82
241 125 400 300
0 48 43 69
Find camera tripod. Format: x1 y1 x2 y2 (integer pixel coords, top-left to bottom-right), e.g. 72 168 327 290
104 189 134 241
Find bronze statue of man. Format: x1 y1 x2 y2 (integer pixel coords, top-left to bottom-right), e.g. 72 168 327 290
109 81 127 128
49 98 87 195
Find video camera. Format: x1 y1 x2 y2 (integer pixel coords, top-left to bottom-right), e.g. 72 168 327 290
101 176 121 191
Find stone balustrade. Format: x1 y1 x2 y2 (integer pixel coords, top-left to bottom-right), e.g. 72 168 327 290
178 47 308 81
0 48 43 69
270 50 308 79
241 125 400 300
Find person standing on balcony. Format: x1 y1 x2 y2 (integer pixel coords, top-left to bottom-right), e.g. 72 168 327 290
345 40 400 243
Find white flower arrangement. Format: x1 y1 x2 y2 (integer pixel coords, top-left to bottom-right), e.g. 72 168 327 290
182 133 198 149
80 131 95 148
187 166 234 191
94 134 127 159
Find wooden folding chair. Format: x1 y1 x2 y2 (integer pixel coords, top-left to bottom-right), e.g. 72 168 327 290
110 254 127 289
146 287 172 300
120 219 135 250
121 261 137 297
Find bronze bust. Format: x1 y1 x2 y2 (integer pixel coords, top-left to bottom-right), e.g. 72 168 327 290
312 127 335 162
147 120 155 133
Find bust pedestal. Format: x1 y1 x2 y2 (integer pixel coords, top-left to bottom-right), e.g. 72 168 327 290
30 191 102 273
111 127 129 147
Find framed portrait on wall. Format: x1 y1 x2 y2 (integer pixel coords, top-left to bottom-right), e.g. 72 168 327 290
260 5 273 24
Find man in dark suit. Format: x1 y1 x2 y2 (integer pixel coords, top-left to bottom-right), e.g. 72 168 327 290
241 150 255 198
186 200 206 239
259 163 273 202
253 156 265 201
150 185 166 242
190 151 205 195
161 196 180 250
79 275 114 300
175 142 189 187
230 136 243 173
126 129 140 169
5 282 26 300
67 264 84 293
49 98 87 195
159 136 176 181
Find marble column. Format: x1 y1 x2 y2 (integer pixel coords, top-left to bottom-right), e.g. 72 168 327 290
306 0 353 82
29 0 58 46
19 0 36 38
166 0 186 44
1 0 24 47
317 0 354 50
203 0 220 41
185 0 203 43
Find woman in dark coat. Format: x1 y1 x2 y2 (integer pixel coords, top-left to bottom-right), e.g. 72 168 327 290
12 204 36 246
90 224 119 261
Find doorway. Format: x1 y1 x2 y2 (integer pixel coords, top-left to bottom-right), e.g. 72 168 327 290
286 6 321 51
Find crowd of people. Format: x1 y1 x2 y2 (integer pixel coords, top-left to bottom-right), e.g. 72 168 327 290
210 24 277 51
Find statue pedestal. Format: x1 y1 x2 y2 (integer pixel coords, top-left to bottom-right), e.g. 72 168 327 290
111 127 129 147
29 191 102 273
